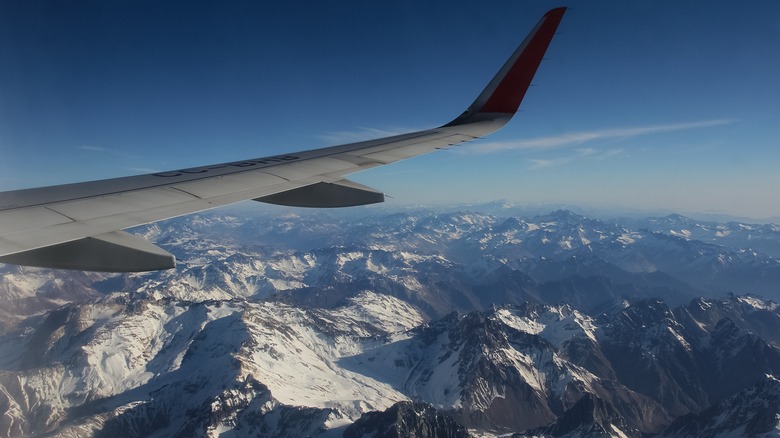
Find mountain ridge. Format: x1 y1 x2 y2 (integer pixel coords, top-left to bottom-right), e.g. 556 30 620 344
1 208 780 436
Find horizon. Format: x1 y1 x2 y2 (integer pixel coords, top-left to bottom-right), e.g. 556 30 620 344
216 198 780 226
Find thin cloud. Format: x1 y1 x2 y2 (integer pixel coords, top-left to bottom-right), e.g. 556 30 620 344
530 148 598 170
79 145 109 152
457 119 736 155
77 145 137 159
600 148 625 158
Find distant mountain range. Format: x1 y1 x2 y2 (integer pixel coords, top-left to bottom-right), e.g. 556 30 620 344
1 208 779 437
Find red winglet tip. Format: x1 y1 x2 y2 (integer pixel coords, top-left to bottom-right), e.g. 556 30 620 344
476 7 566 115
545 7 567 18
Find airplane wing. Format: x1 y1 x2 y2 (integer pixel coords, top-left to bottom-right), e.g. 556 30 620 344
0 7 566 272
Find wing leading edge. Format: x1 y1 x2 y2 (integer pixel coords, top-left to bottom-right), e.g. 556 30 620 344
0 7 566 272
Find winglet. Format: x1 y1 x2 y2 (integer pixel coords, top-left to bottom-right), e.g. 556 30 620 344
446 7 566 126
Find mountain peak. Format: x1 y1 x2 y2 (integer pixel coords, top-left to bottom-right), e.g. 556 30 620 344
521 394 640 438
542 209 587 222
344 402 469 438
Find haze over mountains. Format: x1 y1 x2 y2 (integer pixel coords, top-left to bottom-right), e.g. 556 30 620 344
1 207 779 437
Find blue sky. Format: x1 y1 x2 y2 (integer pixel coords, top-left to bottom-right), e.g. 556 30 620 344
1 1 779 219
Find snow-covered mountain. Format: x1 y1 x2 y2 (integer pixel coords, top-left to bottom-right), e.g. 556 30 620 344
0 291 421 437
627 214 780 258
1 208 780 436
341 303 671 433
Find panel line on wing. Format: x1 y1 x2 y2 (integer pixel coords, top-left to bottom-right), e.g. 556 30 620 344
168 186 203 199
44 206 77 222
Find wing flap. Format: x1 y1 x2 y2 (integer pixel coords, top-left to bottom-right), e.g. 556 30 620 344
46 187 198 222
256 157 363 181
172 171 288 200
0 206 73 235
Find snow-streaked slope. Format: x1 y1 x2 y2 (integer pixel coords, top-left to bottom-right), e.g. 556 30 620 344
341 305 669 433
0 291 423 437
236 294 423 418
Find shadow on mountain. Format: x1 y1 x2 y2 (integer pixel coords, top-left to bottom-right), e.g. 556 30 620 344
68 311 249 437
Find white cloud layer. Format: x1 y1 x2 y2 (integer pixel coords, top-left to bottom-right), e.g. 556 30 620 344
457 119 735 155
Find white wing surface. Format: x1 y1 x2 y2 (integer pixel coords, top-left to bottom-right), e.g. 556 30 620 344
0 8 566 271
